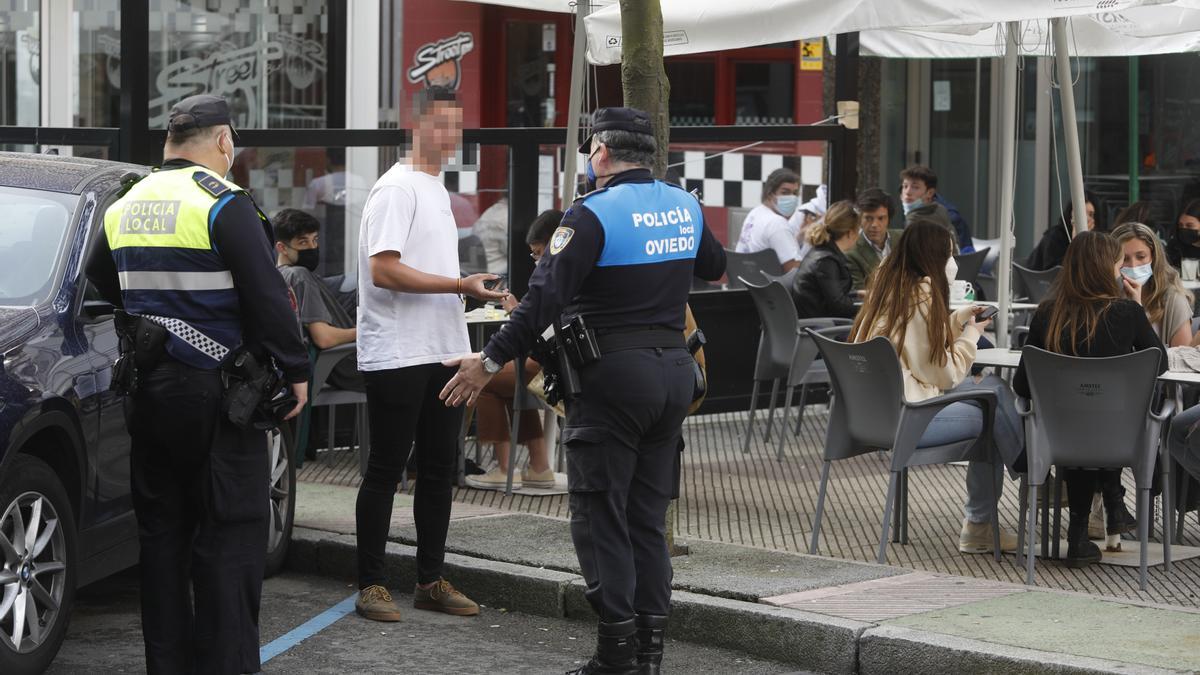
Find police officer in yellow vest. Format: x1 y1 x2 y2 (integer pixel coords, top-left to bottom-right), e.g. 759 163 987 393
86 94 309 674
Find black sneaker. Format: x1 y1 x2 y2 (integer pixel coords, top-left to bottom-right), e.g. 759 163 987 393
464 458 487 476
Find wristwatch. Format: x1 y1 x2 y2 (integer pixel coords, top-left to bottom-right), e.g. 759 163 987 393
480 353 503 375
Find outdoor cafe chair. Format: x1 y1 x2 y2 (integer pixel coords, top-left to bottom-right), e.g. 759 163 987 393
1014 346 1174 591
725 249 784 289
807 330 1002 565
1012 263 1061 304
954 247 990 300
307 342 372 479
740 278 850 456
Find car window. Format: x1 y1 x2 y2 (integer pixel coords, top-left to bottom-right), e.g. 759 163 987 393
0 186 76 306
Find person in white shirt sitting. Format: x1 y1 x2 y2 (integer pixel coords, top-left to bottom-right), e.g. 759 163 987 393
735 168 802 272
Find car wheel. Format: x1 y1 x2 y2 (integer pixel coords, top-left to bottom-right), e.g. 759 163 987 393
264 423 296 578
0 455 76 675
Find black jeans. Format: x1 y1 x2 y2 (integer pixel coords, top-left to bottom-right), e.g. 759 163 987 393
357 363 463 587
565 347 694 622
129 360 269 675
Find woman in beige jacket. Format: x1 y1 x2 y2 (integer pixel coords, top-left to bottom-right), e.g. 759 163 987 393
852 219 1024 554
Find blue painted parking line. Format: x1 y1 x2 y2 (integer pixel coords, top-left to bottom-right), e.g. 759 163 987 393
260 593 358 663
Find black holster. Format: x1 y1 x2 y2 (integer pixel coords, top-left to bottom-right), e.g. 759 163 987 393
110 311 167 396
220 350 296 431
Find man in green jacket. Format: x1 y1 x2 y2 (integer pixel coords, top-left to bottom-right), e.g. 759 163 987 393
846 188 903 290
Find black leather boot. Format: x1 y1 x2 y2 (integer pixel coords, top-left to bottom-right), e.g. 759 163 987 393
566 619 639 675
1065 514 1102 568
635 614 668 675
1102 480 1137 537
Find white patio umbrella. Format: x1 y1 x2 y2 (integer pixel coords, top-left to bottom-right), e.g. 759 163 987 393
582 0 1181 65
583 0 1188 340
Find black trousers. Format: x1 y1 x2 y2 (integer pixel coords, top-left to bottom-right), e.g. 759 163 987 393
565 347 694 622
357 363 463 587
129 360 269 675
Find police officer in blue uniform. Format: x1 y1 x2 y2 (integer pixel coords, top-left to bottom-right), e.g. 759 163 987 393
441 107 726 674
86 94 309 674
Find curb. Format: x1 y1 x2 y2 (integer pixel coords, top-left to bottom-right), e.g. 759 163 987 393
858 625 1183 675
286 527 1191 675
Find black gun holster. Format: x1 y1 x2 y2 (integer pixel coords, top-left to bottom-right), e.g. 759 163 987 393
220 350 295 431
111 311 167 396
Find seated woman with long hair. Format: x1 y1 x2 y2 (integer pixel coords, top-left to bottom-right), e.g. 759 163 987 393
1013 231 1165 567
790 200 861 319
852 218 1023 554
1112 222 1193 347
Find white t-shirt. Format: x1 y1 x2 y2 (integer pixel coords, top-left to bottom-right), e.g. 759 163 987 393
357 163 470 371
735 204 801 265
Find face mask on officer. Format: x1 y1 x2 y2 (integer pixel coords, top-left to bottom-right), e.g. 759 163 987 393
585 143 610 193
218 130 235 178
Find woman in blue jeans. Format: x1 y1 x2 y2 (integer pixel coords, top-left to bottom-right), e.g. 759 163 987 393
852 218 1024 554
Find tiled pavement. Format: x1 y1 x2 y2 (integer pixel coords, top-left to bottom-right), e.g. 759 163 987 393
297 406 1200 609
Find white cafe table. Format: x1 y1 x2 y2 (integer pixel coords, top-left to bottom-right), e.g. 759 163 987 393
973 348 1022 370
975 348 1200 387
951 300 1039 313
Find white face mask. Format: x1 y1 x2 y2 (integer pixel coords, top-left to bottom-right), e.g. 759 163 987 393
945 256 959 284
219 134 234 177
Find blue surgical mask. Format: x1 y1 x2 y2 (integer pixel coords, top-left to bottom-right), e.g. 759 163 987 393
1120 263 1153 284
902 199 924 215
585 147 600 192
775 195 799 218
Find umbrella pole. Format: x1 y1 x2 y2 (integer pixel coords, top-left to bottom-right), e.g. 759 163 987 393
1052 18 1088 234
561 0 591 209
996 21 1019 345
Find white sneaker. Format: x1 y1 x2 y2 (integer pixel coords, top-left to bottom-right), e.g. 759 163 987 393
521 467 556 489
465 467 521 491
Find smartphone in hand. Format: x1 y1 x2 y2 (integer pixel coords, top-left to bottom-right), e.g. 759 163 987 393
975 305 1000 322
483 274 508 292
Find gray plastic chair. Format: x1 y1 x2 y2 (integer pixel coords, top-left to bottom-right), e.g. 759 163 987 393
1014 346 1174 591
1172 429 1200 541
807 331 1002 564
740 278 849 455
1012 264 1061 304
310 343 371 478
726 249 784 289
954 247 990 296
776 322 852 461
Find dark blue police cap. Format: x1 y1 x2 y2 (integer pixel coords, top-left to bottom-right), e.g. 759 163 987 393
579 107 654 155
167 94 237 136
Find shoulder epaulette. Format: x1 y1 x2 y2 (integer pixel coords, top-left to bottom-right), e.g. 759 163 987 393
576 186 610 201
193 171 232 199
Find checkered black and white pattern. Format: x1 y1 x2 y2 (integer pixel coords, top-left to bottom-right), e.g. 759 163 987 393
143 314 231 363
671 151 825 208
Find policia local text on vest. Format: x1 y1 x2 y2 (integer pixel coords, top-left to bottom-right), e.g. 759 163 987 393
439 107 727 675
86 94 309 675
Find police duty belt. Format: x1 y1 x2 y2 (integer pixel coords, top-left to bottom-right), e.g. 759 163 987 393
139 314 230 363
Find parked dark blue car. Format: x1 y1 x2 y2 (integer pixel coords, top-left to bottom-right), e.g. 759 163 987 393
0 152 295 674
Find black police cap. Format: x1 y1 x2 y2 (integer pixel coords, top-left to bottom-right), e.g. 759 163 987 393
578 107 654 155
167 94 236 136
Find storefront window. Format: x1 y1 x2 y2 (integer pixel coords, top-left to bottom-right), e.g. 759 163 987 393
0 0 39 126
734 62 794 125
147 0 331 129
668 61 715 126
75 0 121 128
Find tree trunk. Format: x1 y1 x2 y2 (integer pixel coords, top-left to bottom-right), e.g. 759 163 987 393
619 0 687 556
619 0 671 178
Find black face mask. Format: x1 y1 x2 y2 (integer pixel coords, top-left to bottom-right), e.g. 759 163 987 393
293 247 320 272
1178 229 1200 247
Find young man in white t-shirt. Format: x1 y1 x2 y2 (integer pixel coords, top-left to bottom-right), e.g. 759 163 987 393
734 168 802 271
354 86 506 622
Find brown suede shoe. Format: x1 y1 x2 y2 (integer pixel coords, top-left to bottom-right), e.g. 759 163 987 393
414 579 479 616
356 585 402 622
